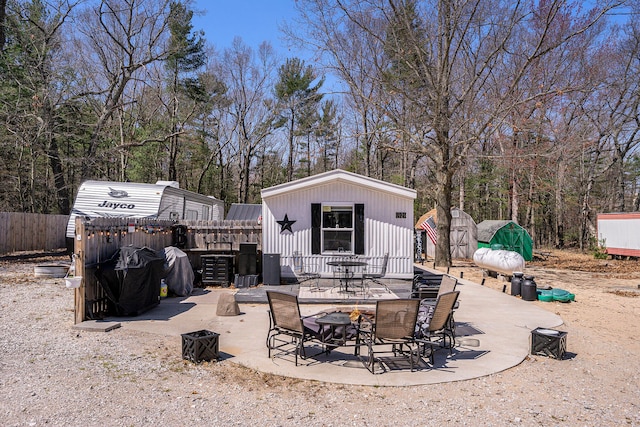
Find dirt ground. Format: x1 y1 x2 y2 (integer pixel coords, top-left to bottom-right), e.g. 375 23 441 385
1 248 639 425
445 249 640 353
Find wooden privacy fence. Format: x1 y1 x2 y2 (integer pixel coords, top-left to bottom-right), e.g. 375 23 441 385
180 219 262 253
73 217 262 323
0 212 68 255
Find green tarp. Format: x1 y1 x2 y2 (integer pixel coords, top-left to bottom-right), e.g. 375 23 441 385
477 220 533 261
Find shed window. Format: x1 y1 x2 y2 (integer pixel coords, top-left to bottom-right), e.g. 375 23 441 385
322 205 353 252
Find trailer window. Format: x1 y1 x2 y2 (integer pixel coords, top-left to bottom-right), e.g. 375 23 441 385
202 206 210 220
186 209 198 220
321 205 353 253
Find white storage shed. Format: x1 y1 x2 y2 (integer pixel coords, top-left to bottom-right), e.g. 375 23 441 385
260 169 417 280
597 212 640 257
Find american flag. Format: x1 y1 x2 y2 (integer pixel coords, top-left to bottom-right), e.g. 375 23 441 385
420 216 438 244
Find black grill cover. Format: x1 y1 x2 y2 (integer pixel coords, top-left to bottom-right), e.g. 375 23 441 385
95 246 165 316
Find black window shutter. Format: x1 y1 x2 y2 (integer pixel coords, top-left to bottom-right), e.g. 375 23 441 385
311 203 321 254
355 203 364 255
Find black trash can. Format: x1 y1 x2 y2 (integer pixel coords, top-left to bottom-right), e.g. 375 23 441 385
237 243 258 275
262 253 281 285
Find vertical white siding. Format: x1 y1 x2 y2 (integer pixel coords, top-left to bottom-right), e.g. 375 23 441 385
263 181 415 278
597 214 640 254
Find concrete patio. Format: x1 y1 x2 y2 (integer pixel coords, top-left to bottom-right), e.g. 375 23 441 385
77 267 563 386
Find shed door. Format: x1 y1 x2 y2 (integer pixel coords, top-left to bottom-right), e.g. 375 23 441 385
450 227 468 259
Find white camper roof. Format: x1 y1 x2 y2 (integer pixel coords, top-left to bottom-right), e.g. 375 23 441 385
65 180 223 238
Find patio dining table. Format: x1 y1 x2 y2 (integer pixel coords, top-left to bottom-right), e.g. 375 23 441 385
326 259 368 293
302 310 362 354
315 311 354 347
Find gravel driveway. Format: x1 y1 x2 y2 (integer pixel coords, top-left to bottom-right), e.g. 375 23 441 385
1 254 639 426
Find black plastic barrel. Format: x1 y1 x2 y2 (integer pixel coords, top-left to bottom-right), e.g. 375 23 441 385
511 272 523 296
521 275 537 301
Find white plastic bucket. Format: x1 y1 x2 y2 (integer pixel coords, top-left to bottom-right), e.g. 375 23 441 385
65 276 82 289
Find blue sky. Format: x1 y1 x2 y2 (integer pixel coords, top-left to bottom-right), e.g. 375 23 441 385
191 1 301 57
190 1 340 91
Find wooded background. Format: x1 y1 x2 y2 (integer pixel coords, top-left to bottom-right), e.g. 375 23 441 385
1 0 639 264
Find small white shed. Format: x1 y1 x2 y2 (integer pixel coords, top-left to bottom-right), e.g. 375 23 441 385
597 212 640 257
260 169 417 280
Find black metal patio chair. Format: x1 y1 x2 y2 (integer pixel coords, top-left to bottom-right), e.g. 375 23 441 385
362 253 390 292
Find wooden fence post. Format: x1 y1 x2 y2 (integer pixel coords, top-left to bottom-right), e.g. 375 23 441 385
74 218 86 324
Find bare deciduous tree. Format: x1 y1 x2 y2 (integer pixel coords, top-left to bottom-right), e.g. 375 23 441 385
295 0 619 265
219 38 278 203
0 0 77 213
72 0 175 181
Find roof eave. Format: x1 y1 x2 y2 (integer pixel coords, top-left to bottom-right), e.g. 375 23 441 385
261 169 417 200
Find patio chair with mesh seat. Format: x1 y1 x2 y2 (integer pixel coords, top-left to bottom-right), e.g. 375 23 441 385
416 274 459 334
438 274 458 295
292 253 321 290
415 291 460 366
356 298 421 373
266 291 326 365
362 253 390 292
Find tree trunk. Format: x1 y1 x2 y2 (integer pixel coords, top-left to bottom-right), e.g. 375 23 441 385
580 146 601 251
434 162 453 267
47 137 70 214
510 134 519 222
510 169 519 222
168 71 179 181
434 138 452 267
0 0 6 52
555 155 566 248
458 170 465 211
612 147 626 212
287 108 295 181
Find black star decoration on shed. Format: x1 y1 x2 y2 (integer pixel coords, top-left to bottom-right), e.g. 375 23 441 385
277 214 296 234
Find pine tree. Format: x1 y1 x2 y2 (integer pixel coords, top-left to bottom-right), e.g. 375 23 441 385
164 1 207 181
274 57 324 180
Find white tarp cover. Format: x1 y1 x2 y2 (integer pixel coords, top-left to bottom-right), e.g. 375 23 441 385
473 247 525 276
159 246 194 296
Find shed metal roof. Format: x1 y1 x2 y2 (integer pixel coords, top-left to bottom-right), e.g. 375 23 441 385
477 220 518 242
226 203 262 221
